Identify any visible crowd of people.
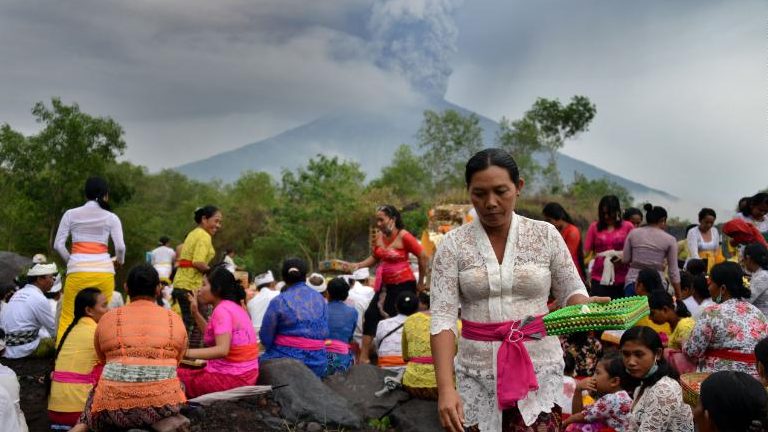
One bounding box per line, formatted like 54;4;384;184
0;150;767;432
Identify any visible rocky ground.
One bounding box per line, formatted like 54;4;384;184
3;357;434;432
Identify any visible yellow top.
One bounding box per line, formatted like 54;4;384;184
402;312;460;388
48;317;99;413
173;227;215;291
635;316;672;338
670;317;696;349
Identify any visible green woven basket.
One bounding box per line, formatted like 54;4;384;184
543;296;649;335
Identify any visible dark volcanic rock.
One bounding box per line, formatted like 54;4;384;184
324;364;409;419
390;398;441;432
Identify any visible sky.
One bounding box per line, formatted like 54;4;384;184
0;0;765;217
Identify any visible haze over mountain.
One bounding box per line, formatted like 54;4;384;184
176;98;689;215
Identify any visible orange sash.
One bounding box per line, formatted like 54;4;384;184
225;343;259;363
378;355;406;367
72;242;108;254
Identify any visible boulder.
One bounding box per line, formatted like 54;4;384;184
390;398;442;432
0;252;31;288
324;364;409;419
258;358;362;429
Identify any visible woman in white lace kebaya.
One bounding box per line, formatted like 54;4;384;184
430;148;605;432
620;326;694;431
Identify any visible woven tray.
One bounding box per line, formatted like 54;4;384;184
680;372;709;407
543;296;649;335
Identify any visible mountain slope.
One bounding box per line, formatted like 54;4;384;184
176;99;675;201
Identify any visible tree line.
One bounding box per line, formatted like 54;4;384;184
1;97;636;280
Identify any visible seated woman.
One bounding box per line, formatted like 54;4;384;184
401;291;459;400
684;261;768;378
375;291;418;371
72;264;188;432
620;326;693;431
325;277;358;376
179;266;259;398
260;258;329;377
649;290;696;374
48;288;108;427
632;269;673;338
695;371;768;431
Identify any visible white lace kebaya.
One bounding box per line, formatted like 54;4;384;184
430;214;588;430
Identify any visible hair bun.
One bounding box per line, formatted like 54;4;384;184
643;203;654;212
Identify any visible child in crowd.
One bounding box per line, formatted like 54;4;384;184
632;270;672;339
649;291;696;374
563;355;632;432
558;352;578;418
683;273;714;319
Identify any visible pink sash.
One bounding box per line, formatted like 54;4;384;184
325;339;351;355
461;315;546;410
274;335;326;351
52;364;103;385
408;356;433;364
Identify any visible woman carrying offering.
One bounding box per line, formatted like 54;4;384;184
179;266;259;397
431;148;608;432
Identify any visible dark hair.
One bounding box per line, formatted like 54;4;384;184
600;354;626;380
159;236;170;245
225;246;235;255
85;176;110;211
126;264;160;298
55;287;102;359
395;291;419;316
642;203;668;225
698;208;716;222
620;326;676;387
622;207;643;223
692;274;711;299
543;202;585;277
465;148;520;187
327;277;350;302
685;224;698;235
686;259;707;277
744;193;768;217
648;291;691;318
755;337;768;373
597;195;622;231
542;202;573;224
679;270;693;291
377;204;404;230
700;371;768;432
281;258;308;285
711;261;751;299
418;290;430;309
207;266;245;304
738;196;751;213
637;269;664;294
194;205;219;224
563;351;576;376
745;243;768;270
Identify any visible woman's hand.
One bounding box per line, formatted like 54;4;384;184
437;387;465;432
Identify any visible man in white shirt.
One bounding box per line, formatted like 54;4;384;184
1;264;58;359
345;267;375;346
151;236;176;280
247;270;280;334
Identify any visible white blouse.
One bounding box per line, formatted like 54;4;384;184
629;376;693;432
686;227;720;260
430;214;587;429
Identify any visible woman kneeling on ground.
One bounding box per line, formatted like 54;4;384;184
180;266;259;397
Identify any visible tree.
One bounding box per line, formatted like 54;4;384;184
566;173;633;210
496;117;542;185
527;96;596;193
0;98;126;254
369;144;431;202
418;109;483;191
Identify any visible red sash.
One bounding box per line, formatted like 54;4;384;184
706;349;757;363
72;242;108;254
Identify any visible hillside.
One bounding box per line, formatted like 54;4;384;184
176;99;676;203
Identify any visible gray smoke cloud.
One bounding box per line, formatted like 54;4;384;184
368;0;463;98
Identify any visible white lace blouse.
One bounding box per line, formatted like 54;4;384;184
629;376;693;432
430;214;588;429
